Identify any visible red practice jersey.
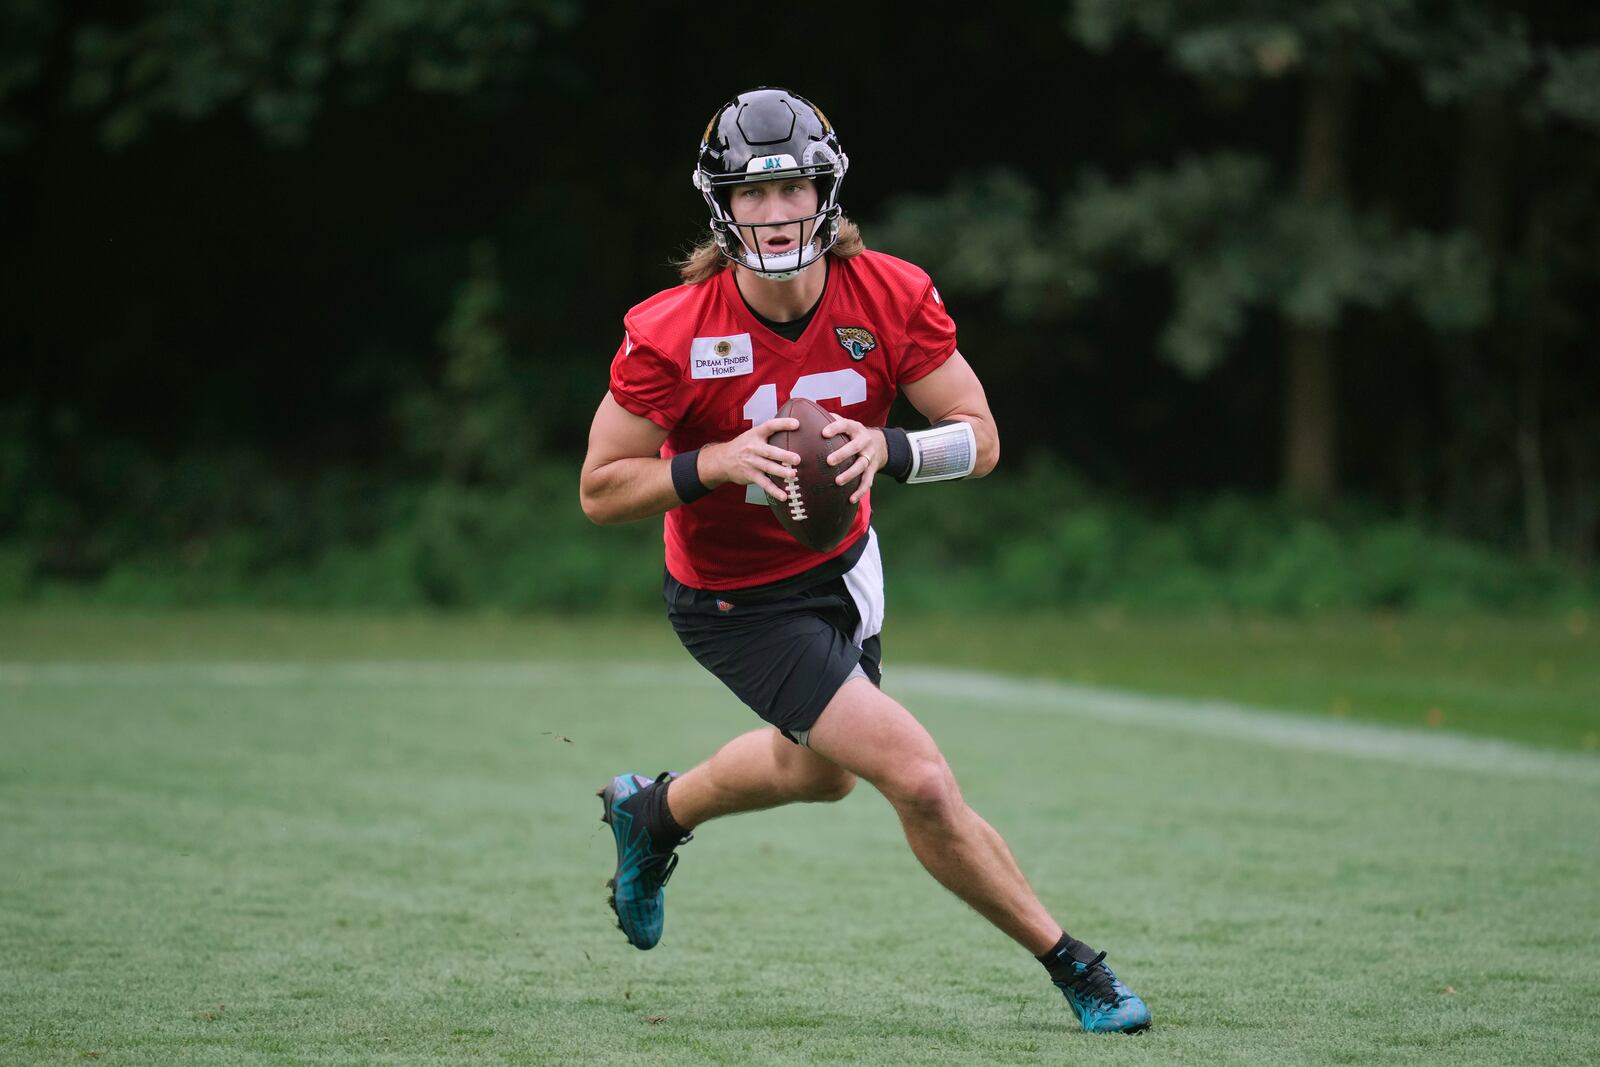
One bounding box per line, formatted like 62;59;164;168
609;250;957;590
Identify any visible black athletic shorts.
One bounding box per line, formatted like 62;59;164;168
663;529;885;744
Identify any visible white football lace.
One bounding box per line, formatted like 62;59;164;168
785;472;807;520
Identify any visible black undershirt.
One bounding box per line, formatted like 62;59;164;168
738;260;828;342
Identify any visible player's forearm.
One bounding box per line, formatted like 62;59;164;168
579;457;682;524
899;353;1000;479
580;448;739;525
947;414;1000;478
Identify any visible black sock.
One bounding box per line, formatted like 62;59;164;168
632;775;689;849
1037;932;1100;976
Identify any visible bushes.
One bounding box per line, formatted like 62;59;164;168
1;457;1592;614
869;461;1594;615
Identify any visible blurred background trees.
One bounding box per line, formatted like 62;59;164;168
2;1;1596;609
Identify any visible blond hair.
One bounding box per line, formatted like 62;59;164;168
676;217;865;285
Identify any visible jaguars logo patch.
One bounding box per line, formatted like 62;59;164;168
835;326;878;362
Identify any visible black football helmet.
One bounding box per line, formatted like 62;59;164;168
692;87;849;280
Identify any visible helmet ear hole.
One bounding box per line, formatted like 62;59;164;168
817;208;841;248
709;219;737;257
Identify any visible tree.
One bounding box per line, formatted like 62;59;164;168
0;0;579;149
880;1;1597;520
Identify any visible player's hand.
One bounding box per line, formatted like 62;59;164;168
821;417;886;505
704;418;801;501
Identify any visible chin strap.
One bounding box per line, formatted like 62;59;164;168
733;241;822;281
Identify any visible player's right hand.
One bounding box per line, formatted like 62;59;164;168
705;418;801;501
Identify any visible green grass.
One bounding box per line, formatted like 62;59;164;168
5;606;1596;748
909;608;1600;752
2;609;1598;1065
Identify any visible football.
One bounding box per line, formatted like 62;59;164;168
768;397;861;552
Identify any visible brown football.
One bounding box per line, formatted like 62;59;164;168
768;397;861;552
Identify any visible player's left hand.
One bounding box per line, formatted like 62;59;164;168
822;417;887;505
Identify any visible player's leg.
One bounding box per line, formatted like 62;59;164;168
651;547;873;830
805;678;1153;1034
804;676;1059;952
602;562;868;951
665;725;855;829
597;729;852;951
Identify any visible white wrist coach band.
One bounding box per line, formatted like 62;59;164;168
906;421;978;483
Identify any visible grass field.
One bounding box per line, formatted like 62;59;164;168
3;609;1598;1065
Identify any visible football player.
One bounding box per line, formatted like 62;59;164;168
579;87;1151;1035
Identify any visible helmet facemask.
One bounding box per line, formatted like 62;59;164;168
694;144;847;281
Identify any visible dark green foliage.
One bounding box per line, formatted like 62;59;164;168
2;457;1589;614
880;156;1494;377
878;0;1600;526
397;240;540;482
871;463;1592;615
2;465;664;612
50;0;580;148
2;2;1597;603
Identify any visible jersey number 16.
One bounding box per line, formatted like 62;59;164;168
739;369;867;505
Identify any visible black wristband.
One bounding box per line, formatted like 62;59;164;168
881;427;913;482
670;449;712;505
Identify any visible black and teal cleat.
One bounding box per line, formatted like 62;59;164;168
597;772;688;950
1052;951;1152;1034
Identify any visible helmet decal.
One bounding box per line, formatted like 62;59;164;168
746;154;800;173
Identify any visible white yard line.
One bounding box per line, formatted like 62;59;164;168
3;659;1596;785
890;665;1600;786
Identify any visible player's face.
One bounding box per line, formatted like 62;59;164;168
727;177;820;260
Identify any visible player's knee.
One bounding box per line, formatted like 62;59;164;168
884;760;958;821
